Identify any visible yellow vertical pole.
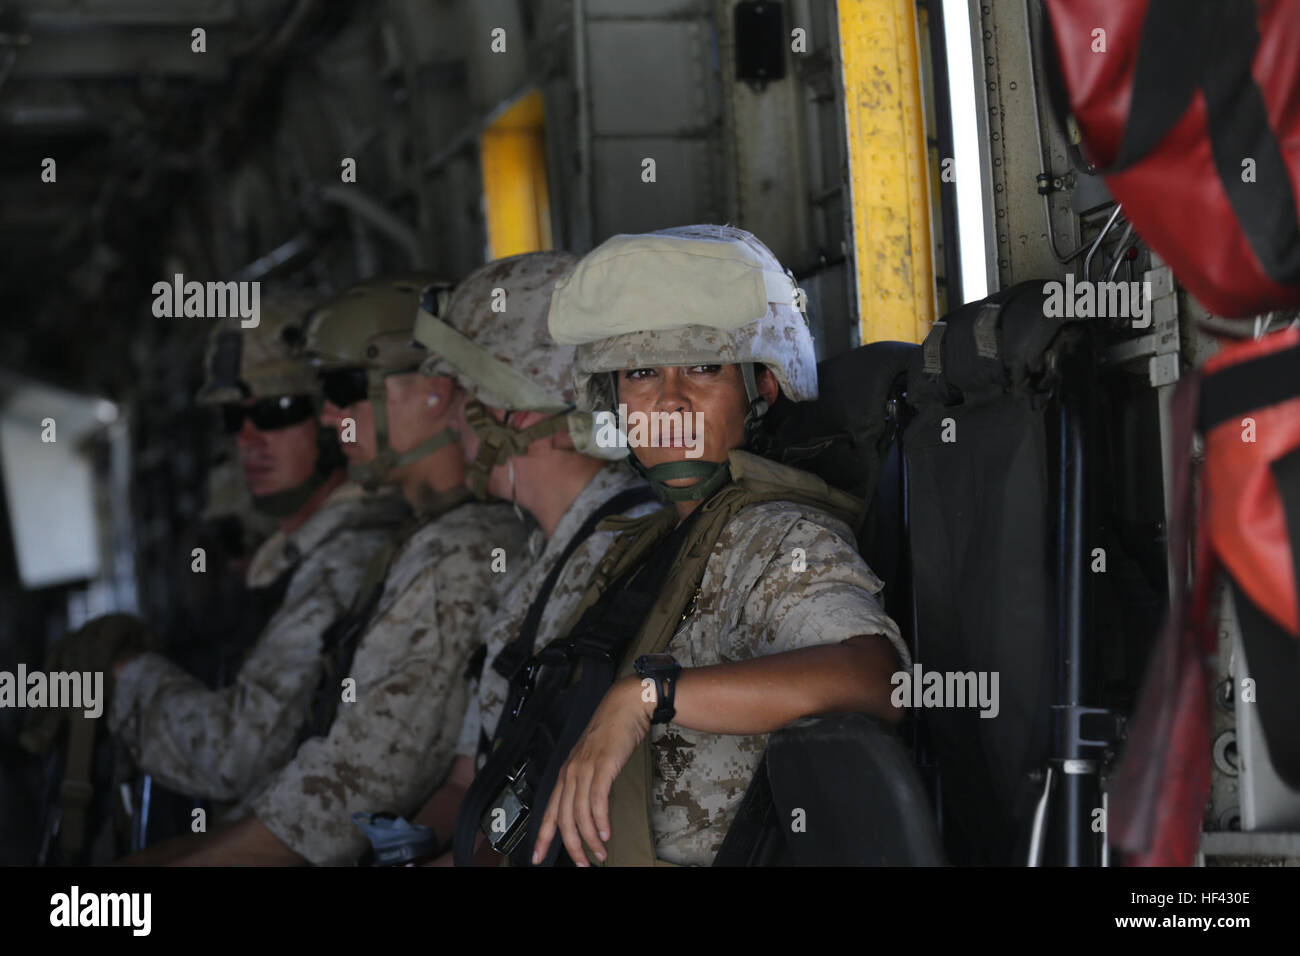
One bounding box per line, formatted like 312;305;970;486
838;0;936;344
480;89;554;258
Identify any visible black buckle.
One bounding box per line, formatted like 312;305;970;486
509;661;539;721
572;633;617;665
480;758;533;855
536;641;576;665
509;642;576;720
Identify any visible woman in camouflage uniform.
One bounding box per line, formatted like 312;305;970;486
532;224;911;867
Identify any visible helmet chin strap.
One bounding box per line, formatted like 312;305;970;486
462;398;572;500
251;474;327;517
636;456;733;503
740;362;769;435
349;367;458;490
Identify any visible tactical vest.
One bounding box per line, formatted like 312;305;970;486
455;450;861;867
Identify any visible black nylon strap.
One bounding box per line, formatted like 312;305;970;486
1110;0;1211;171
520;510;699;867
1203;5;1300;287
1230;579;1300;788
1198;342;1300;433
491;486;658;684
453;660;570;866
1270;446;1300;635
454;507;696;867
1107;1;1300;286
301;573;388;743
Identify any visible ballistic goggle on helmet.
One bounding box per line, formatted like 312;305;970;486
547;224;815;502
414;251;621;500
301;273;455;489
197;288;322;406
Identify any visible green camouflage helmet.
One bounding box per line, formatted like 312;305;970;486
301;274;448;372
196;288;322;404
548;224;816;415
413;251;621;499
301;273;454;489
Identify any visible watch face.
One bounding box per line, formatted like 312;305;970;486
639;654;676;672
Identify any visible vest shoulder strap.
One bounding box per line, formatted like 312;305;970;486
491;485;658;683
728;449;863;527
549;505;679;647
603;456;863;867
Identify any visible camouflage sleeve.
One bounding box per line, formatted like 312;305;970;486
727;515;911;669
249;558;484;866
108;543;370;801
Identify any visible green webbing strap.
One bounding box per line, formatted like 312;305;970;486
353;541;398;615
643;459;733;502
369;366;389;476
463;399;574;499
411;483;473;519
600;452;862;867
413;308;569;413
251;471;328;517
348;367;394;490
348;364;459;489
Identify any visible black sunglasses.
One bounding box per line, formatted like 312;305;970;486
319;367;371;409
221;395;316;434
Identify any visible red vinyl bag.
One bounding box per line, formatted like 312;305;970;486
1043;0;1300;318
1110;327;1300;865
1199;327;1300;786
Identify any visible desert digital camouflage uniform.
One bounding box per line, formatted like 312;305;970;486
411;251;649;768
456;462;661;767
550;225;911;866
247;499;530;865
649;500;909;866
109;482;410;801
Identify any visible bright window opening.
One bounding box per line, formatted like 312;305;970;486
942;0;990;302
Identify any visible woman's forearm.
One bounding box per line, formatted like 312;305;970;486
655;634;904;735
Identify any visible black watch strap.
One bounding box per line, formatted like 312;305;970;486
635;654;682;725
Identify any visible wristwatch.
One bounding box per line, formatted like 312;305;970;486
634;654;682;725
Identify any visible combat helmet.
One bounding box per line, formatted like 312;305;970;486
301;273;455;489
198;287;343;516
196;288;322;404
414;251;619;500
547;224;814;501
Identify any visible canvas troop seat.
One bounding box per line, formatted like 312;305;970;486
717;283;1133;867
903;280;1137;866
714;340;944;866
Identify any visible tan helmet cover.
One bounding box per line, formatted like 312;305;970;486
303;273;447;372
547;225;817;412
196;287;322;404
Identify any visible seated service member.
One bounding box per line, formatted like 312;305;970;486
396;252;658;860
136;275;530;865
49;295;411;810
528;225;910;867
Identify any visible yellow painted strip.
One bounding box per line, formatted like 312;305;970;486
481;89;554;258
839;0;936;343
